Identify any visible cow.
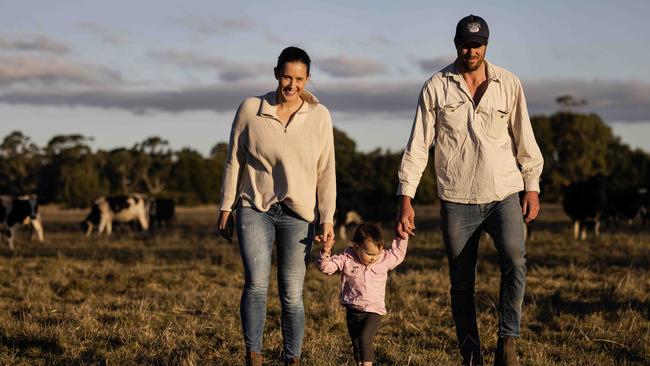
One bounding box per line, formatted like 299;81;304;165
82;194;149;236
149;198;175;230
604;188;647;226
562;175;608;240
336;210;363;241
0;194;44;250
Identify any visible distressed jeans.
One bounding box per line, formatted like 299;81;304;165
236;202;314;361
440;193;527;362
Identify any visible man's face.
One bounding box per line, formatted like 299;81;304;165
456;42;487;72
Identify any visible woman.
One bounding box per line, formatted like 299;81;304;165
217;46;336;366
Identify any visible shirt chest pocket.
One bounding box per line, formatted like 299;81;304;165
438;101;468;134
343;265;364;282
483;108;510;139
369;267;387;281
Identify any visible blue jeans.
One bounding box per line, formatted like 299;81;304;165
236;202;314;361
440;193;526;361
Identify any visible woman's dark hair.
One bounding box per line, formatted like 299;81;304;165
276;46;311;75
352;223;384;250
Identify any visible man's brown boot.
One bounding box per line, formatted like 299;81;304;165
494;336;520;366
285;356;300;365
245;351;263;366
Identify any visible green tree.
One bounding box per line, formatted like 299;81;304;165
104;148;136;194
132;137;173;195
0;131;42;195
550;112;615;185
39;134;106;207
170;148;219;205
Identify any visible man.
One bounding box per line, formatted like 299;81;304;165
395;15;543;366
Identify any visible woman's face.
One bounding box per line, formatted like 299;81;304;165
354;240;383;266
275;61;309;104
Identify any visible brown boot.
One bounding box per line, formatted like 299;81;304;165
285;356;300;365
494;336;520;366
245;351;263;366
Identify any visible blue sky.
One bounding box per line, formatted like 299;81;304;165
1;0;649;154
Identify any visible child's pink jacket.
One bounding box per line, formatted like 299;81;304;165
317;238;408;315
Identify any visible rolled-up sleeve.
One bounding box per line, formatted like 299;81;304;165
510;79;544;192
397;82;436;198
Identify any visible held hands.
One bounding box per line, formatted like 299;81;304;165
315;222;335;254
395;195;416;240
521;191;540;223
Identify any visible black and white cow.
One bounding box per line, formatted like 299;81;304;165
562;175;608;240
82;194;149;236
0;195;44;250
149;198;175;230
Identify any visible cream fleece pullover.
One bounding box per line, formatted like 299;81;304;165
219;91;336;224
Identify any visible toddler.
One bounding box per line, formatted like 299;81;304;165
317;223;408;366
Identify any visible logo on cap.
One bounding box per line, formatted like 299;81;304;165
467;22;481;33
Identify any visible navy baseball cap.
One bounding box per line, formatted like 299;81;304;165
454;14;489;46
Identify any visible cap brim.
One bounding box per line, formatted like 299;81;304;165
455;35;488;46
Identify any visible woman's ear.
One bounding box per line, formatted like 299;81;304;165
273;67;279;80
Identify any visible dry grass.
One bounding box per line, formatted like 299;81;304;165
0;204;648;365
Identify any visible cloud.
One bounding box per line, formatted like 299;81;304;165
1;78;649;123
77;22;123;45
150;50;268;82
316;56;387;78
416;56;455;73
0;83;263;114
178;15;255;34
0;55;121;86
524;79;650;122
0;35;70;54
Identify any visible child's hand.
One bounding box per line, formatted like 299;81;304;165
314;234;335;254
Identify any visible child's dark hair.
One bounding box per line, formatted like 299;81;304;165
352;223;384;250
276;46;311;75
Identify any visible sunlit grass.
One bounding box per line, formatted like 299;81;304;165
0;205;648;365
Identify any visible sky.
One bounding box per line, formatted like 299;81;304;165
1;0;649;155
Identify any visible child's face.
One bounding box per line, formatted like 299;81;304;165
353;240;383;265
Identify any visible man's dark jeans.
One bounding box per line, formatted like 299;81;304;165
440;193;527;362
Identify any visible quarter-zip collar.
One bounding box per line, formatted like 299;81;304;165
259;89;319;119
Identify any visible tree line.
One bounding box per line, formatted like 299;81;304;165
1;111;649;209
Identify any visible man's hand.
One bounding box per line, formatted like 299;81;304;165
395;195;416;239
521;191;540;223
217;210;234;241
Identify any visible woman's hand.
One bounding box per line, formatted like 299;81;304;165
320;222;335;243
217;210;234;241
320;222;335;247
314;232;335;254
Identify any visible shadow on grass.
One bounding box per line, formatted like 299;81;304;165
0;332;64;357
0;243;227;265
535;289;650;322
531;289;650;363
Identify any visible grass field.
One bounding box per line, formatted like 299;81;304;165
0;204;648;365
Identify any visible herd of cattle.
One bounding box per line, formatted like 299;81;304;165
0;194;175;250
1;177;649;249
